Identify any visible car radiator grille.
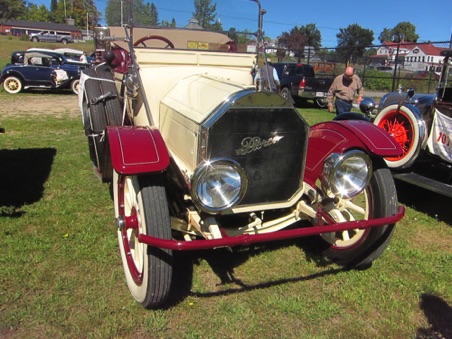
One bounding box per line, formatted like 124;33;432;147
206;106;309;206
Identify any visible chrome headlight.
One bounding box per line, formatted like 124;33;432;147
321;150;372;199
191;159;248;214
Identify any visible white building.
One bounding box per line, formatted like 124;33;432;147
373;41;446;72
404;44;446;72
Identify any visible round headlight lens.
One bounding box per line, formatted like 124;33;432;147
321;151;372;199
191;159;247;213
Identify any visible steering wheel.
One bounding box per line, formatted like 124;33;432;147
133;35;175;48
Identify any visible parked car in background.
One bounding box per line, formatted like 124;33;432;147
273;62;334;108
29;30;74;44
359;49;452;197
0;50;87;94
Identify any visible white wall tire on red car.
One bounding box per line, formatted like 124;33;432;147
3;76;23;94
113;171;173;309
373;104;422;169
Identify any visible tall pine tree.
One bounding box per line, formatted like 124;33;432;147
192;0;222;31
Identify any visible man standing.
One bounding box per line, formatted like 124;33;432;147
327;66;364;115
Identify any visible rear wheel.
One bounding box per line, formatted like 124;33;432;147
3;76;23;94
374;104;421;169
71;79;80;94
280;87;291;100
317;168;397;268
114;171;173;309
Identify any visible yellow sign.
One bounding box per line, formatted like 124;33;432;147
187;41;210;50
187;41;198;49
197;42;209;50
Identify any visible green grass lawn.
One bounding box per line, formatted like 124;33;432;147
0;93;450;338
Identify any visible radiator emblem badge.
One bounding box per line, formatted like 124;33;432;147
236;135;284;155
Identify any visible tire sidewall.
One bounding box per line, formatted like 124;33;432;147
114;172;149;303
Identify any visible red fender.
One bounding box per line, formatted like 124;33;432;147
305;120;403;183
107;126;170;175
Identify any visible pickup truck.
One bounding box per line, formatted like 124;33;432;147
273;62;334;108
29;30;74;44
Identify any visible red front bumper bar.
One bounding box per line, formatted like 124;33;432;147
137;206;405;251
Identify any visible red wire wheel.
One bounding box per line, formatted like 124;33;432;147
374;104;422;169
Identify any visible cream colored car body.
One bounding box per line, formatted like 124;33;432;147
78;24;404;309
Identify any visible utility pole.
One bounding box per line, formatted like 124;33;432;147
121;0;124;26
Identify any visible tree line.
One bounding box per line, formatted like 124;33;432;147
1;0;420;62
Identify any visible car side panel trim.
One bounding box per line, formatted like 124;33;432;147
107;126;170;175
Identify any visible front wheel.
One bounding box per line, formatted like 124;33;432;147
114;171;173;309
317;168;397;268
3;76;23;94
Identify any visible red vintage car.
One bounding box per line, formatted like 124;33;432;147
77;3;404;309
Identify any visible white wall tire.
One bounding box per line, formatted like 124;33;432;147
374;104;422;169
3;76;23;94
114;171;173;309
71;79;80;95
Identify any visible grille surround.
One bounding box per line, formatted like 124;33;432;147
201;92;310;207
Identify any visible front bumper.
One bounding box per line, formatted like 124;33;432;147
137;206;405;250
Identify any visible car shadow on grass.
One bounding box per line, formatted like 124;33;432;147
395;179;452;225
0;148;56;217
166;239;345;304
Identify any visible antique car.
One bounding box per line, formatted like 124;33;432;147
359;50;452;197
0;50;86;94
77;7;405;309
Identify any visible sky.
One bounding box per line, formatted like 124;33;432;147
30;0;452;47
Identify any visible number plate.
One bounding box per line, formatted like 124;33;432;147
316;92;326;97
